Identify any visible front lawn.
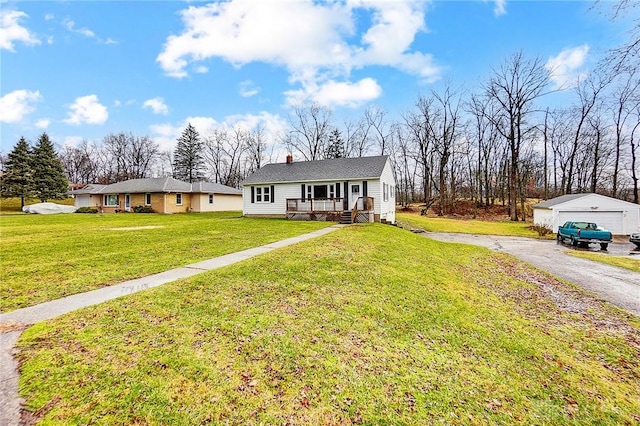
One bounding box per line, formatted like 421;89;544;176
397;212;550;238
0;212;331;312
17;225;640;424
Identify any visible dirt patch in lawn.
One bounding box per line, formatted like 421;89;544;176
106;226;164;231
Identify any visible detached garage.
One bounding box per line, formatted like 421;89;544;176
533;193;640;235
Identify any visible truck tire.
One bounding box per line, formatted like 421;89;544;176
600;243;608;250
570;236;578;246
556;233;562;244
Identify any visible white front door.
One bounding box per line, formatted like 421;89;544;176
124;194;131;211
350;183;361;209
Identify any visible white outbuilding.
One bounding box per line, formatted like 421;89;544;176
533;193;640;235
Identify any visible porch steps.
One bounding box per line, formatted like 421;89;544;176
339;211;352;224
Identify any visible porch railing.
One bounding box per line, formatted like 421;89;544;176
286;198;344;213
352;196;374;223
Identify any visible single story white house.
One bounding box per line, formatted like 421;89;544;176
70;177;242;213
533;193;640;235
242;155;396;224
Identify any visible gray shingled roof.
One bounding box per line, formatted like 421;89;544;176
71;177;241;195
533;193;593;209
70;184;108;195
192;181;242;195
242;155;389;185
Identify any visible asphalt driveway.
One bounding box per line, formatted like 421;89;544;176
423;232;640;317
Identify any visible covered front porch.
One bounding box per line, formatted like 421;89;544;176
286;196;374;223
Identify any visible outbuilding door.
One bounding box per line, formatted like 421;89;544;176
557;211;624;234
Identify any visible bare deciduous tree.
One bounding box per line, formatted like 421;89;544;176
484;52;550;220
285;103;333;161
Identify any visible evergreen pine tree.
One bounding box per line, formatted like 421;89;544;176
1;137;34;208
325;129;345;159
173;123;205;182
32;133;69;202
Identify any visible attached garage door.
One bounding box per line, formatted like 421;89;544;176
557;211;624;234
75;195;91;207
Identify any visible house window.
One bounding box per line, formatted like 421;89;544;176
352;185;360;193
104;194;118;207
256;186;270;203
307;185;312;200
383;183;388;202
145;193;151;205
329;184;335;199
208;194;214;204
176;193;183;205
313;185;328;199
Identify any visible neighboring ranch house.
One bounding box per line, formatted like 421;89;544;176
242;155;396;224
533;193;640;235
71;177;242;213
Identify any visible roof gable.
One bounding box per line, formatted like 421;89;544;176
242;155;389;185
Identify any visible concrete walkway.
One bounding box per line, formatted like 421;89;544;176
0;224;342;426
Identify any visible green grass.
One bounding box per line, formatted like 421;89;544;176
17;225;640;424
0;212;331;312
397;212;553;238
567;251;640;272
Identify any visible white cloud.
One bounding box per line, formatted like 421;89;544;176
45;14;55;21
62;18;95;38
143;97;169;115
148;123;182;152
149;117;218;151
61;17;114;44
545;45;589;90
0;9;41;51
156;0;440;106
35;118;50;129
194;65;209;74
239;80;260;98
64;95;108;125
492;0;507;16
0;89;41;123
224;111;286;137
63;136;84;147
285;77;382;107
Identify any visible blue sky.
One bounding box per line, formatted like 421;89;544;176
0;0;633;158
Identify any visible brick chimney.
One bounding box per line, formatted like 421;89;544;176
286;154;293;164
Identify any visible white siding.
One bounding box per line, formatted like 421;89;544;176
244;183;303;216
379;160;396;223
533;209;553;230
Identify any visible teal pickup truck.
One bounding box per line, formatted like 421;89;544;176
557;221;613;250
